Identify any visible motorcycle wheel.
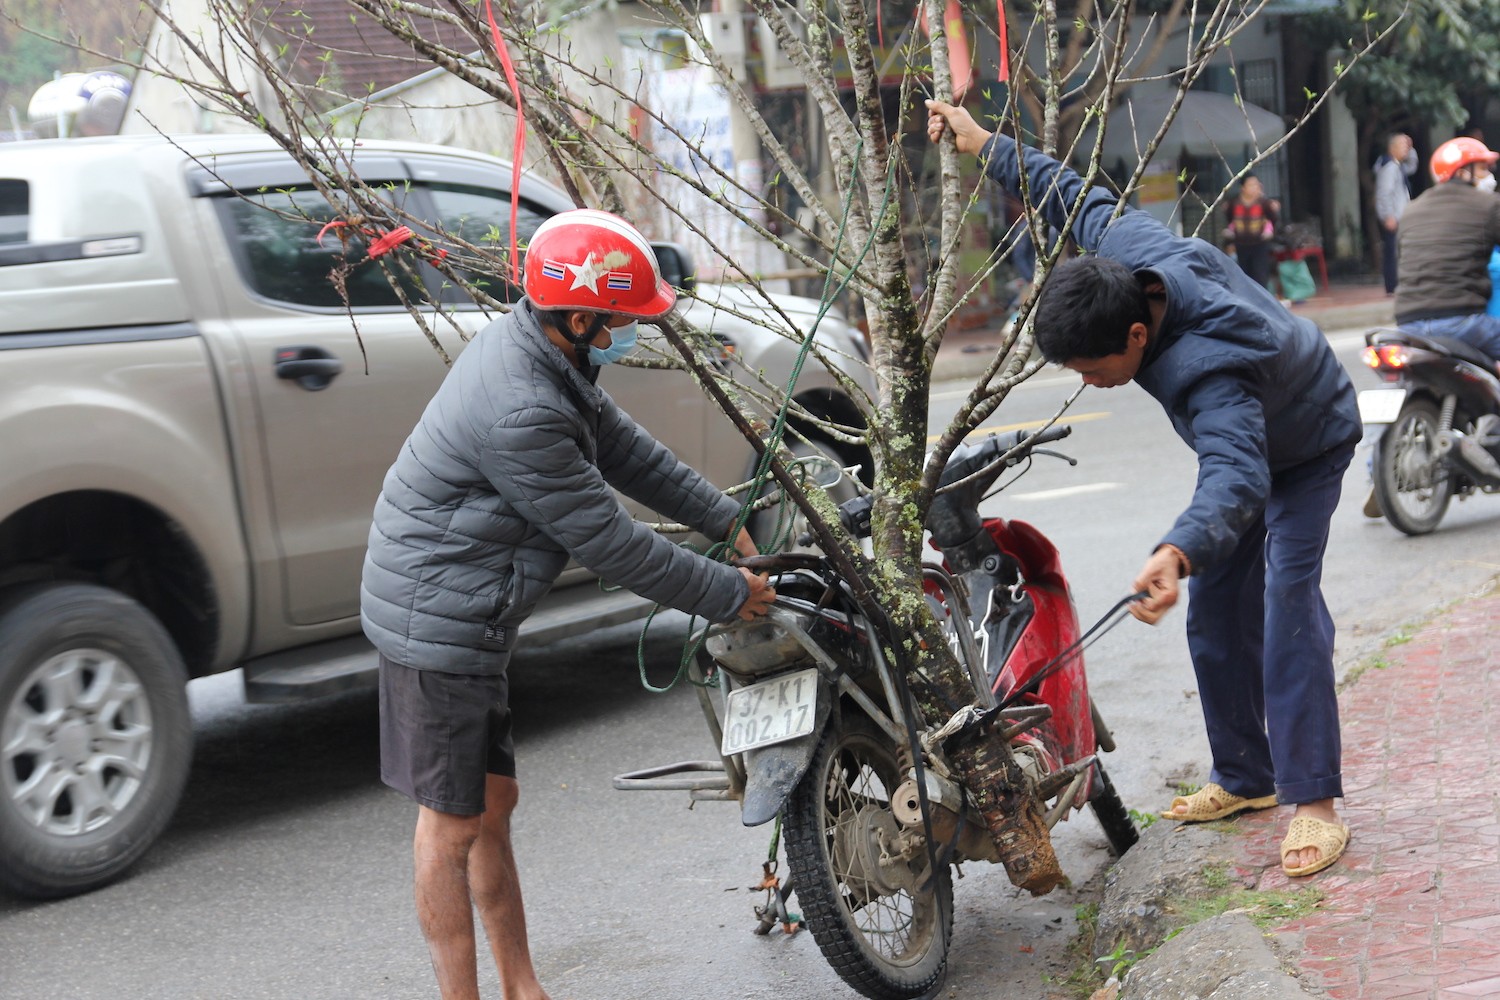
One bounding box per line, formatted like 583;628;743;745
1088;760;1138;856
783;715;953;1000
1373;399;1453;536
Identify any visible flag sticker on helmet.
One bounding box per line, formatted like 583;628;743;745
541;259;567;281
606;272;633;290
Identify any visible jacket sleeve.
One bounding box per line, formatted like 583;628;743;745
594;396;743;543
1157;372;1272;573
978;135;1121;251
1374;162;1399;221
478;404;749;623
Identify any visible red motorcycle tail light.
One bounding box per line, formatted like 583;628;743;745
1363;344;1408;370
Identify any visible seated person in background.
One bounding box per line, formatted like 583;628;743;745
1223;174;1279;289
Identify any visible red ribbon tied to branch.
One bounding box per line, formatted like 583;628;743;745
919;0;973;98
485;0;526;286
315;220;448;262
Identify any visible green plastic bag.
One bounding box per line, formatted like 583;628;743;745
1277;258;1316;303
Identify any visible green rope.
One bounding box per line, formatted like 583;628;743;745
634;139;899;694
729;138;893;548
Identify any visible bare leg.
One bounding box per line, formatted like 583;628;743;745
414;806;485;1000
471;775;550;1000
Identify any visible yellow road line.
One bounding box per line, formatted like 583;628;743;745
926;411;1111;444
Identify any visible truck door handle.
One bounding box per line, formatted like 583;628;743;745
274;346;344;391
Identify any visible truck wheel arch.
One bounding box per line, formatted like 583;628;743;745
0;490;220;679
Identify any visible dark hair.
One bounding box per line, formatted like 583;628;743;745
532;305;571;331
1034;256;1149;362
533;305;606;335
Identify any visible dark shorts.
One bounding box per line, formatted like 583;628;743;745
378;654;515;815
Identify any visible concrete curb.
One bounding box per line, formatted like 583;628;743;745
1117;913;1316;999
1091;823;1323;999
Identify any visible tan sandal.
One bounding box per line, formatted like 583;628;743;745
1161;782;1278;822
1280;816;1350;877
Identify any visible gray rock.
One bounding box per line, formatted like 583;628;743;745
1118;913;1318;999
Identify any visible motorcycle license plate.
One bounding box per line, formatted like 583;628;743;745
1358;388;1407;425
721;669;819;756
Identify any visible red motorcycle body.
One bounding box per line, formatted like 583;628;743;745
927;516;1098;795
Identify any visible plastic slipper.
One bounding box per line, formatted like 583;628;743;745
1281;816;1350;877
1160;782;1278;822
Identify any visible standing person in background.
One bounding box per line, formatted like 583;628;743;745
1374;132;1418;295
1224;175;1279;288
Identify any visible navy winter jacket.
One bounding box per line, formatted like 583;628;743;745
980;137;1361;572
361;302;748;675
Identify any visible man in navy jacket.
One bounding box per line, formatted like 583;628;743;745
927;101;1361;877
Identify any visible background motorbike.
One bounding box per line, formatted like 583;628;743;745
1361;328;1500;534
616;425;1136;1000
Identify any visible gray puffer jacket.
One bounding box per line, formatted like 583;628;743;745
361;302;749;675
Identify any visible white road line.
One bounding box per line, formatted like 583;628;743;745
1010;482;1121;502
931;371;1081;399
934;330;1375;398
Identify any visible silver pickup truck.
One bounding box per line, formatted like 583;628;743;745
0;133;872;897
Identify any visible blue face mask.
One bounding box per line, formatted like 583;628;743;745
588;321;638;366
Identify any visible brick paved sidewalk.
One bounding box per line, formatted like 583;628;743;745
1227;593;1500;999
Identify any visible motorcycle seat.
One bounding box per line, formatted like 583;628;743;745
1382;328;1498;371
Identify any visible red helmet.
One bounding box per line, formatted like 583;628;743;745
1430;137;1499;183
522;209;676;318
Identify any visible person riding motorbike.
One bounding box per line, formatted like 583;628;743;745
1389;137;1500;481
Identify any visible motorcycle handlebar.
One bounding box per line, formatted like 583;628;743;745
827;424;1075;541
941;424;1073;490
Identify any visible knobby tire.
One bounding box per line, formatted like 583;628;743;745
782;714;953;1000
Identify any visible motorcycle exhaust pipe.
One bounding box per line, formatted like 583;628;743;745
892;771;1002;864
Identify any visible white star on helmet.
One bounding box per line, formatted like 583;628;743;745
565;254;606;294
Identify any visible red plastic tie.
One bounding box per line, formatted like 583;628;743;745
366;225;414;258
485;0;526;285
316;219;350;245
997;0;1009;82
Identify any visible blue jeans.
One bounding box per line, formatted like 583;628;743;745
1185;443;1354;805
1400;314;1500;363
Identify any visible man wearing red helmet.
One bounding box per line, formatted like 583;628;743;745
1394;137;1500;368
361;209;776;1000
1392;137;1500;481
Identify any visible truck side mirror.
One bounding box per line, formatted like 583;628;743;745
651;242;697;294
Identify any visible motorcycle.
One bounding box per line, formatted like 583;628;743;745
615;425;1137;1000
1360;328;1500;535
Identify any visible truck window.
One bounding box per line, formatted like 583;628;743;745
0;180;27;244
425;183;551;304
218;187;425;309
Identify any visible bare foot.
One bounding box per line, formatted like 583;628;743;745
1284;799;1340;871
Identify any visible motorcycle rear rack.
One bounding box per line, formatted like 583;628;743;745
612;760;738;802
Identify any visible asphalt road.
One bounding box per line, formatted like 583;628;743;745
3;327;1498;1000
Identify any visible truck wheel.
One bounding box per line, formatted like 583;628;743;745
0;583;192;899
